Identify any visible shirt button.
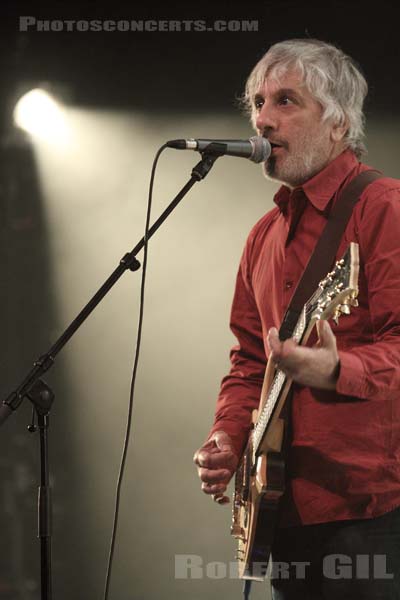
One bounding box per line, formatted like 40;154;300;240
285;280;294;289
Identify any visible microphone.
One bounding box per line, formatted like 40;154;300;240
166;136;271;164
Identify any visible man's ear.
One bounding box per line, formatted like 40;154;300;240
330;119;349;143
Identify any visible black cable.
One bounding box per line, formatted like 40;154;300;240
243;579;252;600
103;143;169;600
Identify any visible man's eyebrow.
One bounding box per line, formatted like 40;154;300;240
275;87;301;98
254;87;302;102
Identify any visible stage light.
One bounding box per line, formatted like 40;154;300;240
13;88;69;144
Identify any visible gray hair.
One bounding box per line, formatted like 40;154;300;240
242;39;368;157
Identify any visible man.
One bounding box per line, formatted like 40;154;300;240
193;39;400;599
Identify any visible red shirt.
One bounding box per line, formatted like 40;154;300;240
209;149;400;525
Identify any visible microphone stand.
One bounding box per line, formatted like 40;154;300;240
0;150;221;600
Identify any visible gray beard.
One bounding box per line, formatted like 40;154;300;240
263;149;327;188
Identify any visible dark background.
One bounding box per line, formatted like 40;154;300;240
0;0;399;121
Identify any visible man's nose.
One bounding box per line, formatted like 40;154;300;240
255;104;277;134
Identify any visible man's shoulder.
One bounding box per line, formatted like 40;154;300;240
364;175;400;194
350;171;400;241
356;160;400;194
356;171;400;214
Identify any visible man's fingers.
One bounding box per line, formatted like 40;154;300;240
193;445;216;467
195;449;237;470
212;494;230;505
193;449;210;467
267;327;300;370
197;467;232;484
194;432;237;467
317;319;336;349
194;432;238;503
193;438;219;464
201;481;228;495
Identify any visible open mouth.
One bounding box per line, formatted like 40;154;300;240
270;141;283;152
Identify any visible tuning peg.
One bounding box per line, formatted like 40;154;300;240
350;298;359;307
340;304;351;315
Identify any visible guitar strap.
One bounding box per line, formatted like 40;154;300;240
279;169;384;341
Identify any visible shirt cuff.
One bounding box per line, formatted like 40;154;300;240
336;349;366;399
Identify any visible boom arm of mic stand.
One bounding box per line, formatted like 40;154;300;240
1;150;220;423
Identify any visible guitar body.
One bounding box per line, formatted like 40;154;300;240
232;433;285;579
231;388;288;579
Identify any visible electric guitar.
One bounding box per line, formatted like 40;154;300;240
231;242;360;580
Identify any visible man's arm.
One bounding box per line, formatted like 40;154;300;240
194;246;267;501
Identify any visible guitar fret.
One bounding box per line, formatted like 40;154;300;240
253;370;286;452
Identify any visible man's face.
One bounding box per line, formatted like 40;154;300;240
253;69;343;187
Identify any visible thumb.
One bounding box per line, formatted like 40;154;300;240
317;319;336;348
266;327;280;353
211;431;234;452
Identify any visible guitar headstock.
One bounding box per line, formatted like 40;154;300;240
307;242;360;325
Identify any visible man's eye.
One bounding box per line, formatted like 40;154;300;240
279;96;293;106
254;98;264;111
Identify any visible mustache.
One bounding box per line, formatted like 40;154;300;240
259;130;289;150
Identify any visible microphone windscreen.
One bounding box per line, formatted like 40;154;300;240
249;136;271;163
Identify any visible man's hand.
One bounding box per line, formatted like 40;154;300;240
267;319;340;389
193;431;239;505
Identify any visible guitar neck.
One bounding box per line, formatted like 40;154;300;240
253;307;308;456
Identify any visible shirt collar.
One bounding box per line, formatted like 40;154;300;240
273;150;359;213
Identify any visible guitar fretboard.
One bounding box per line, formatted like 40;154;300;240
253;308;307;457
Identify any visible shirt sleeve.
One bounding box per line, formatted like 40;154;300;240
336;183;400;402
207;241;267;458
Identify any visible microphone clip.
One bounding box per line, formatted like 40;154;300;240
191;152;221;181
